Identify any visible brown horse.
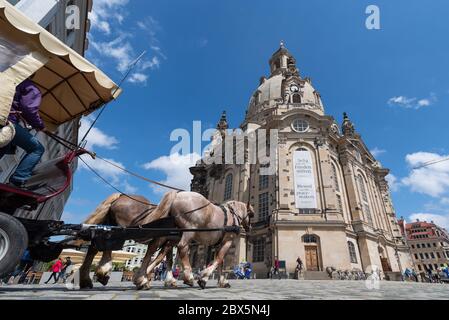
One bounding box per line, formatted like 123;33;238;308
133;191;254;290
77;191;177;289
78;191;253;290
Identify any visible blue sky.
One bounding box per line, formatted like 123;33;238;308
63;0;449;229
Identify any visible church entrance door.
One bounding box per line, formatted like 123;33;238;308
305;246;319;271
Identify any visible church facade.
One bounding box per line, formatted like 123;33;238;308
189;43;412;278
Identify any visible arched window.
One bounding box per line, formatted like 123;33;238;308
224;174;233;201
331;163;340;192
357;174;373;225
348;241;357;263
302;234;318;243
292;94;301;103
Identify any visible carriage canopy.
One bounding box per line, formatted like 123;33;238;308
0;0;122;130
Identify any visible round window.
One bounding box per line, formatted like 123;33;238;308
292;119;309;133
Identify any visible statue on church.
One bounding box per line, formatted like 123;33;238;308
342;112;355;136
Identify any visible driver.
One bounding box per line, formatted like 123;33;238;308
0;78;48;188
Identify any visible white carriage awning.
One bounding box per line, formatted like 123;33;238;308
0;0;122;128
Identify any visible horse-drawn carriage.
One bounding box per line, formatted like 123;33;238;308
0;1;252;290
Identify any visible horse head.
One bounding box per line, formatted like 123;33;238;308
228;201;254;232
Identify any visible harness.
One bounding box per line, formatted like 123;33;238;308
213;204;241;247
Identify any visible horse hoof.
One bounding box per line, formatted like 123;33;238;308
197;279;207;290
97;275;110;286
136;282;151;291
79;279;93;290
183;279;194;287
224;283;231;288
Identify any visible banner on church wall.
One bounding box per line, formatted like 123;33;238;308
293;150;318;209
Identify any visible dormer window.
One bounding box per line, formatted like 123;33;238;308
292;94;301;103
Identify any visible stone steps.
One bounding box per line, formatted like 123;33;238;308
303;271;331;280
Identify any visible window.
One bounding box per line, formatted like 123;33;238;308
252;238;265;262
292;94;301;103
357;174;373;225
259;173;269;190
336;194;343;214
420;253;424;259
303;235;318;243
331;163;340;192
224;174;233;201
411;245;415;249
414;254;418;259
433;243;437;247
292;119;309;133
348;241;357;263
418;265;422;271
425;253;429;259
427;243;431;248
436;252;441;259
258;192;269;220
430;252;435;259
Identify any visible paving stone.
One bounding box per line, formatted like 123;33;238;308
1;280;449;300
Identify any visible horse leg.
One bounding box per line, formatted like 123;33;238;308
217;262;230;288
95;251;112;286
178;238;195;287
79;245;98;289
133;239;158;290
164;246;177;288
145;242;172;284
133;239;164;290
198;240;232;289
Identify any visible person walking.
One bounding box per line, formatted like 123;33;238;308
295;257;303;279
160;259;167;281
57;257;72;284
45;258;63;284
274;257;281;280
0;78;49;188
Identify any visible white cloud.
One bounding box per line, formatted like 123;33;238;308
370;147;386;157
90;0;129;35
386;173;400;192
143;153;201;194
128;73;148;84
78;117;137;193
79;117;119;150
409;213;449;230
90;35;134;73
401;152;449;197
387;93;437;109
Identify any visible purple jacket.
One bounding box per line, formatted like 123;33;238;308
8;79;44;130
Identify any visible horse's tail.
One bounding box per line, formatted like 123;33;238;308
84;193;122;224
143;191;178;224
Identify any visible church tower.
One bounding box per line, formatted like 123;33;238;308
190;43;412;278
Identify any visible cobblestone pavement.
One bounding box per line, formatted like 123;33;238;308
0;280;448;300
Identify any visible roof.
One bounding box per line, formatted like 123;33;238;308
0;0;121;128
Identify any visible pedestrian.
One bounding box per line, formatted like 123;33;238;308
274;257;281;280
173;265;180;279
154;265;160;281
45;258;63;284
2;250;34;285
295;257;303;279
57;257;72;283
0;77;49;188
160;259;167;281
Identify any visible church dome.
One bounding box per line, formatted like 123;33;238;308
246;43;324;119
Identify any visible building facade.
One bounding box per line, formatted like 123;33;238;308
190;43;412;278
399;219;449;273
1;0;92;220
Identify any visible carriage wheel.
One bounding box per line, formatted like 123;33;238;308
0;213;28;278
